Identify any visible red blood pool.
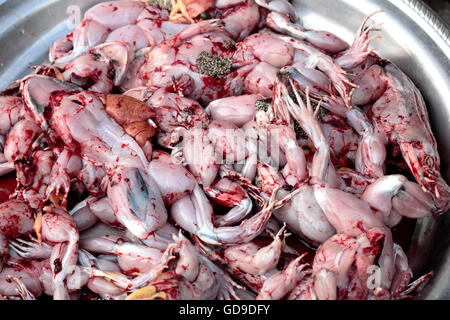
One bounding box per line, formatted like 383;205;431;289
0;172;17;203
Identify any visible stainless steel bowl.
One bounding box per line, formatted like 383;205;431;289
0;0;449;299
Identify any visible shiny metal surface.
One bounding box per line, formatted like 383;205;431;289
0;0;449;299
